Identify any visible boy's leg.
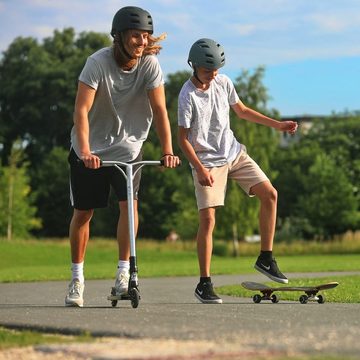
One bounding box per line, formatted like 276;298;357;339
250;181;288;284
249;181;277;252
194;207;222;304
197;207;216;277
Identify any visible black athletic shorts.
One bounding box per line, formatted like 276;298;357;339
68;148;142;210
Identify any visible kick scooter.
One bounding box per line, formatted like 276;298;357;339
103;159;163;308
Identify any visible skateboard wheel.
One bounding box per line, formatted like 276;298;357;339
299;295;308;304
271;294;280;303
129;288;140;308
111;300;118;307
253;294;262;303
317;294;325;304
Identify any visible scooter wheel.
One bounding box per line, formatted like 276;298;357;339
129;288;140;308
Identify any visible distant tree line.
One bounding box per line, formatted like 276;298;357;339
0;28;359;241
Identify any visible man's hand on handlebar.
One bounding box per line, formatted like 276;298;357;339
160;154;181;168
81;153;101;169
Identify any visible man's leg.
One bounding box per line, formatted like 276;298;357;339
66;208;93;307
117;200;138;261
114;200;138;295
69;208;94;263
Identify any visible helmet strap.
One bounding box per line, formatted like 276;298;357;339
191;65;203;85
113;32;138;69
193;71;204;85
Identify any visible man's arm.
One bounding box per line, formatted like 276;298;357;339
148;85;180;168
73;81;101;168
231;101;298;134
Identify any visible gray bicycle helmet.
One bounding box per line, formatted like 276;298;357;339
188;38;225;69
111;6;153;37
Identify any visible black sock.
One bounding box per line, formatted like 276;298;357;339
259;251;272;263
200;277;211;284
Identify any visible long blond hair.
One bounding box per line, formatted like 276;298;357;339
113;31;166;68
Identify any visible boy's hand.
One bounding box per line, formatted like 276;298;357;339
279;121;298;135
196;167;214;187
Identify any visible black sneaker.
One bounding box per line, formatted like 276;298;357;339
254;257;288;284
194;282;223;304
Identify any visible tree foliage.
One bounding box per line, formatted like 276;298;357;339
273;116;360;240
0;141;41;238
0;30;358;241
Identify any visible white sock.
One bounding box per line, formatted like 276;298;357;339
71;262;84;283
117;260;130;275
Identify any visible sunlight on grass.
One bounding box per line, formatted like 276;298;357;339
0;326;92;350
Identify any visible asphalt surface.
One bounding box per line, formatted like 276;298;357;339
1;271;360;359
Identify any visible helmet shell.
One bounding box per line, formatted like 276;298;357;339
188;38;225;69
111;6;153;36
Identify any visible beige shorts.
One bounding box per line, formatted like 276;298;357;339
192;147;269;210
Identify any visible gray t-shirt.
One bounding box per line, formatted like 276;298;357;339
178;74;242;167
71;47;164;162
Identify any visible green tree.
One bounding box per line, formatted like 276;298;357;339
0;28;111;167
273;115;360;240
297;153;357;239
0;29;111;237
32;147;72;237
0;142;41;239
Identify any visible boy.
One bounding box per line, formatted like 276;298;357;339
178;38;297;304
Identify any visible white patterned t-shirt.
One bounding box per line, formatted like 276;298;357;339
178;74;241;167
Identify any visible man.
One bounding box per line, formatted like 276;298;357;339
66;6;180;307
178;38;298;304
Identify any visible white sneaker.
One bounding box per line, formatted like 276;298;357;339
65;279;84;307
115;269;129;296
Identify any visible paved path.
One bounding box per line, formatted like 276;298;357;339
0;272;359;359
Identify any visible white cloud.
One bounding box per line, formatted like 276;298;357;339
307;12;360;33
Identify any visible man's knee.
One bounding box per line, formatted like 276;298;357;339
72;209;94;225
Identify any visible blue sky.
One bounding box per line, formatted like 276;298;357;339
0;0;359;116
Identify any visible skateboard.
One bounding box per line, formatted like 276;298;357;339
241;281;339;304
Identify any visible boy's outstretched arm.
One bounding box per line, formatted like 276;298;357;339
231;101;298;134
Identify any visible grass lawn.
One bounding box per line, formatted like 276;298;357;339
0;237;359;354
0;327;92;350
0;238;359;282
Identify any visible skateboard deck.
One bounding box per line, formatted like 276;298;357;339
241;281;339;304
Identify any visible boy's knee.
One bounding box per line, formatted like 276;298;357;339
199;210;216;229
